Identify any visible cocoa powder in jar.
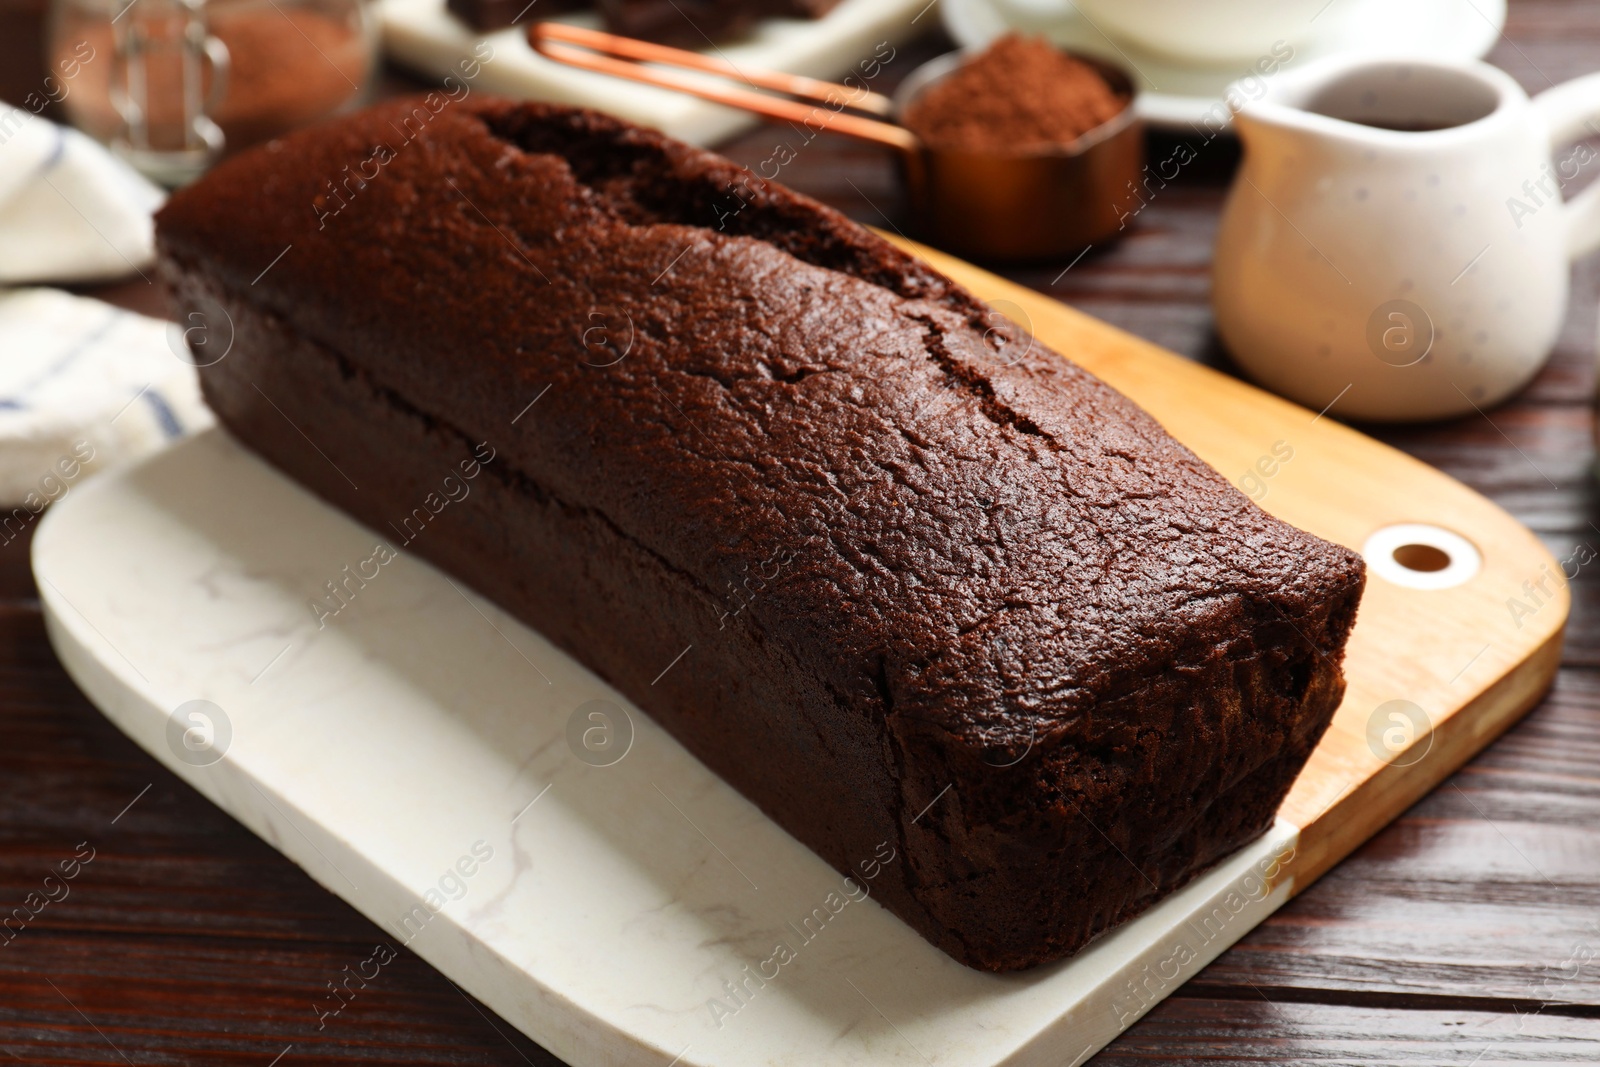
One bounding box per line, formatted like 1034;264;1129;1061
59;0;371;154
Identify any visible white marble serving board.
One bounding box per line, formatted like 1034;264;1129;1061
380;0;934;146
36;428;1301;1067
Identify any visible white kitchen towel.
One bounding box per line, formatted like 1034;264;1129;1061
0;287;212;509
0;108;165;285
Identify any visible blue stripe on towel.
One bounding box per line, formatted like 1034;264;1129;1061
141;388;183;439
32;124;66;180
1;305;125;406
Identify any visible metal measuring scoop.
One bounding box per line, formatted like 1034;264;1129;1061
529;22;1142;262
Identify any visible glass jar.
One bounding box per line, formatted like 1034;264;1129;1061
49;0;378;185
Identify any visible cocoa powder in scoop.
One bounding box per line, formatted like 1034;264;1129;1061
903;34;1128;153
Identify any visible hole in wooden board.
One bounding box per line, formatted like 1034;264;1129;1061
1361;523;1481;590
1392;542;1451;573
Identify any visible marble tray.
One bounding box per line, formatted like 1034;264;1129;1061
379;0;934;146
37;427;1302;1067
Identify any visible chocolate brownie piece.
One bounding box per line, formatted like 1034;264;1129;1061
447;0;585;34
598;0;842;47
155;98;1364;971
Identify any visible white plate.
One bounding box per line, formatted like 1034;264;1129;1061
36;426;1303;1067
380;0;932;145
940;0;1507;128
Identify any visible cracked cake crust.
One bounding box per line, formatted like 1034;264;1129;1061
155;98;1364;971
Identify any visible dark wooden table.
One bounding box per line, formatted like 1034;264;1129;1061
3;1;1600;1063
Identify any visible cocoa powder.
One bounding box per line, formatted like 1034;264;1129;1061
903;34;1128;154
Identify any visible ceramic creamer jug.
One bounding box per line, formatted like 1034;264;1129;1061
1213;54;1600;421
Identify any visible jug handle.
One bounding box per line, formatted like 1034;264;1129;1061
1533;72;1600;261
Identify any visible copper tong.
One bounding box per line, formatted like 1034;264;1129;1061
530;22;916;151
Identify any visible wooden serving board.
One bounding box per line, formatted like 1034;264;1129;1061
34;242;1564;1067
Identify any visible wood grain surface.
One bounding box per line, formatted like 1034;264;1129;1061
2;1;1599;1064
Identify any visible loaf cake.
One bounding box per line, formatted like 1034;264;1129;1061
155;98;1364;972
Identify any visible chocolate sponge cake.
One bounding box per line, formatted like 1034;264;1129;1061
155;98;1364;972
